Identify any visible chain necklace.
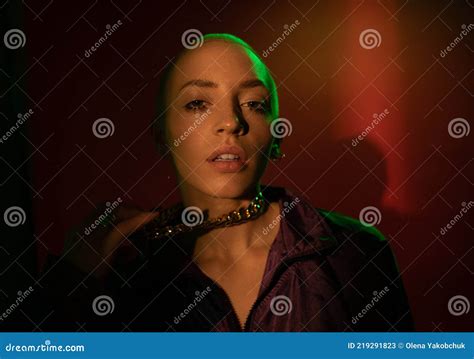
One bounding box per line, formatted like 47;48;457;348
131;191;268;241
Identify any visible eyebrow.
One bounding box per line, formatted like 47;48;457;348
179;79;218;92
238;79;267;90
178;78;268;92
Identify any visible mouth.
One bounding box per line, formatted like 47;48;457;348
206;145;248;173
207;145;247;162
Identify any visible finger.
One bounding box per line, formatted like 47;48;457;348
113;205;146;222
118;211;161;233
103;211;160;252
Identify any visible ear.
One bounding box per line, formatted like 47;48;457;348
270;140;282;159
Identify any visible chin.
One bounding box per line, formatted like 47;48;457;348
200;177;259;200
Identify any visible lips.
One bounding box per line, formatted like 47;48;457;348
207;145;247;163
206;145;248;173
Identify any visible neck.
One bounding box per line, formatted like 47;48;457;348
178;183;281;261
180;184;262;218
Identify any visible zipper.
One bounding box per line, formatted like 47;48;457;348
197;262;284;331
193;248;333;331
243;250;331;331
208;278;245;331
242;258;291;331
208;272;266;331
190;261;246;331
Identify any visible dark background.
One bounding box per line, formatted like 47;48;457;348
1;0;473;331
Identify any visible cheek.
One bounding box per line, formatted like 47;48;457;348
165;110;187;141
248;120;274;154
166;115;208;171
166;110;199;146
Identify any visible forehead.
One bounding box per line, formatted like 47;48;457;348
168;40;270;92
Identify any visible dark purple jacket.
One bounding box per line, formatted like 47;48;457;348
13;186;413;332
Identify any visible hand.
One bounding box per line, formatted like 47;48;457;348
62;203;160;280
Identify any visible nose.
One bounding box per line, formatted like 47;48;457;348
217;117;244;136
214;105;248;137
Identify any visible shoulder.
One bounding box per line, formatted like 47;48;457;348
315;208;414;331
268;185;385;248
315;207;402;284
314;207;400;275
317;207;385;244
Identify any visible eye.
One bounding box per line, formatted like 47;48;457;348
241;100;270;114
185;100;207;111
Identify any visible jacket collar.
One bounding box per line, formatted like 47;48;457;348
249;186;338;297
177;186;338;282
262;186;338;260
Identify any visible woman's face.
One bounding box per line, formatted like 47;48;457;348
163;40;276;200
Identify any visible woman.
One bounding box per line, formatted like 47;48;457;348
32;34;413;332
